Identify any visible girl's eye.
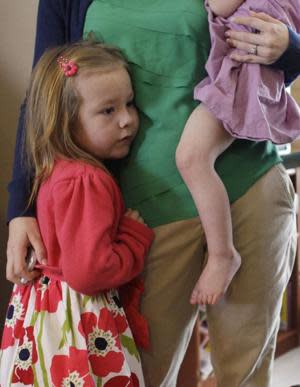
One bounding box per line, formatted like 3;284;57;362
127;99;135;108
101;107;115;115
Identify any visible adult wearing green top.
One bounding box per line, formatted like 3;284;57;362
6;1;299;386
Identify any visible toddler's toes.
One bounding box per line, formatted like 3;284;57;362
198;292;207;305
190;290;198;304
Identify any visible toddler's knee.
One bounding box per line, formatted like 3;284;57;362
176;144;194;173
175;144;210;175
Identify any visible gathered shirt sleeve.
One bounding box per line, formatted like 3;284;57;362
37;162;154;295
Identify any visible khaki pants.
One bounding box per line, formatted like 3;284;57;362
140;164;297;387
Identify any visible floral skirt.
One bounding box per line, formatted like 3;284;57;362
0;275;145;386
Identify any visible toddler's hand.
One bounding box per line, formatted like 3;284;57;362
124;209;145;224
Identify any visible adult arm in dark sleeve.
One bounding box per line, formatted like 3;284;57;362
5;0;92;284
6;0;73;284
274;27;300;84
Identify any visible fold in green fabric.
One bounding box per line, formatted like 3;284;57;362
84;0;280;227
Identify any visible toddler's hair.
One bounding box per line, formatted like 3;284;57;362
25;40;129;204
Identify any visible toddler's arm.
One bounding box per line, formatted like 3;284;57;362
208;0;244;18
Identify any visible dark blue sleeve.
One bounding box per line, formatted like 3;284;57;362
33;0;68;67
272;27;300;85
7;0;68;222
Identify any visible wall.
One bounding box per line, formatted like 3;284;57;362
0;1;38;329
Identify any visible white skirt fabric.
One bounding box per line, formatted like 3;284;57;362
0;275;145;386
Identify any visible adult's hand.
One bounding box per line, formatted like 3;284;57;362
6;217;46;284
225;11;289;64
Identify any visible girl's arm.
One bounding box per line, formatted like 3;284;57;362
208;0;244;18
51;170;154;296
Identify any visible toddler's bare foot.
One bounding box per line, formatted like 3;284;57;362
190;250;241;305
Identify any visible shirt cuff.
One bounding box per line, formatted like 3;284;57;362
272;27;300;85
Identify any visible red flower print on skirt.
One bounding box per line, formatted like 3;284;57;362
104;373;140;387
1;285;31;350
106;290;128;334
79;308;125;377
34;276;62;313
50;347;94;386
11;326;37;385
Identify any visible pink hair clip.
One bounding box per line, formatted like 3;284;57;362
57;56;78;77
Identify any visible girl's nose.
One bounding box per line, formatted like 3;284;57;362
119;108;135;128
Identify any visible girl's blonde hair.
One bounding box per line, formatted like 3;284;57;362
25;40;129;204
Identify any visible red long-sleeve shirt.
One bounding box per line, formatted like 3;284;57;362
36;159;154;296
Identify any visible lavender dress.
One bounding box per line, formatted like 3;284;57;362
194;0;300;144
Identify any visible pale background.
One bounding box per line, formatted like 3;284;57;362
0;1;38;329
0;2;300;332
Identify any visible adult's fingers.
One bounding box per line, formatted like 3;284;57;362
226;11;289;64
225;29;265;46
6;246;40;284
229;51;269;65
28;231;47;265
6;254;19;284
230;13;277;33
248;11;283;25
6;217;45;284
227;38;275;64
6;235;28;283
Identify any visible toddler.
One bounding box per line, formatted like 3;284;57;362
176;0;300;305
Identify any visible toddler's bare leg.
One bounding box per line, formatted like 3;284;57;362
176;104;241;305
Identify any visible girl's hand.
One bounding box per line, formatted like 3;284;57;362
124;209;145;224
225;11;289;64
6;217;46;284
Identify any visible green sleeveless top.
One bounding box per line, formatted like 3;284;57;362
84;0;281;227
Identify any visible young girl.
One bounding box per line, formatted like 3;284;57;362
176;0;300;306
0;41;154;386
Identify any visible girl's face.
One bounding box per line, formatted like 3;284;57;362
75;67;139;160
